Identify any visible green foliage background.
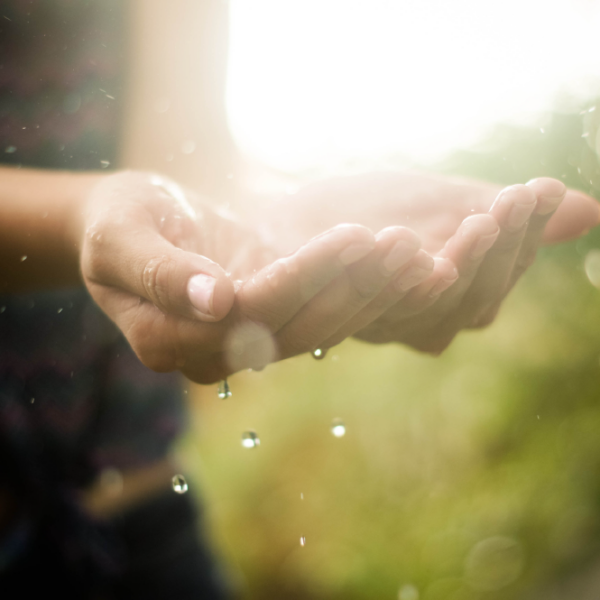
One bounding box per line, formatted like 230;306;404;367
181;105;600;600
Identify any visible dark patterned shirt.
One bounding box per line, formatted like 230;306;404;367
0;0;186;578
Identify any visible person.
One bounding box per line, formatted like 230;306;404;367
1;1;599;599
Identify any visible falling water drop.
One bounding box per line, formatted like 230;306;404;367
20;255;27;262
300;536;306;547
241;431;260;449
100;160;110;168
5;146;16;153
331;418;346;438
312;348;326;360
217;379;232;399
172;474;188;494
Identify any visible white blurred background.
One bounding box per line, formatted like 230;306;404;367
227;0;600;172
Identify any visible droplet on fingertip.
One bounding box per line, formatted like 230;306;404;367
217;379;232;399
312;348;326;360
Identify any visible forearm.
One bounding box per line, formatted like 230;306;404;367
0;167;103;293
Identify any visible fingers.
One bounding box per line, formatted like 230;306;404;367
502;178;566;293
82;216;235;322
542;187;600;244
138;224;377;378
432;213;500;316
453;184;537;325
318;233;436;347
238;223;376;330
271;227;427;358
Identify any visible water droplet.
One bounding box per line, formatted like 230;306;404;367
398;584;419;600
591;106;597;112
100;160;110;168
584;250;600;287
181;140;196;155
217;379;231;399
331;418;346;438
540;128;545;134
300;492;304;500
312;348;326;360
30;398;35;404
172;474;188;494
105;93;115;100
299;536;306;547
5;146;16;153
0;306;5;313
241;430;260;448
20;255;27;262
57;308;63;314
582;132;590;138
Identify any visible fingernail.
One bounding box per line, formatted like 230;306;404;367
428;270;459;297
380;239;420;275
470;231;499;259
535;194;564;215
506;200;536;230
187;274;216;316
339;242;375;265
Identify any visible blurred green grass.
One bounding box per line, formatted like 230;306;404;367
179;104;600;600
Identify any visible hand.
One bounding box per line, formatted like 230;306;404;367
259;172;599;353
79;172;437;382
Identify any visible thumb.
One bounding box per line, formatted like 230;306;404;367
83;225;235;322
543;189;600;244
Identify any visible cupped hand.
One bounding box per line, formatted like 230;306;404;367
78;172;437;382
259;171;600;353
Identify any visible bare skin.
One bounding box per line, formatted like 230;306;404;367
2;167;596;382
259;171;600;352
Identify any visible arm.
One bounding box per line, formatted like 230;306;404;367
0;167;101;292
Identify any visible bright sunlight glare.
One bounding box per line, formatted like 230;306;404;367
227;0;600;172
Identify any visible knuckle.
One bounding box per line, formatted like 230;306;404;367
142;255;172;310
